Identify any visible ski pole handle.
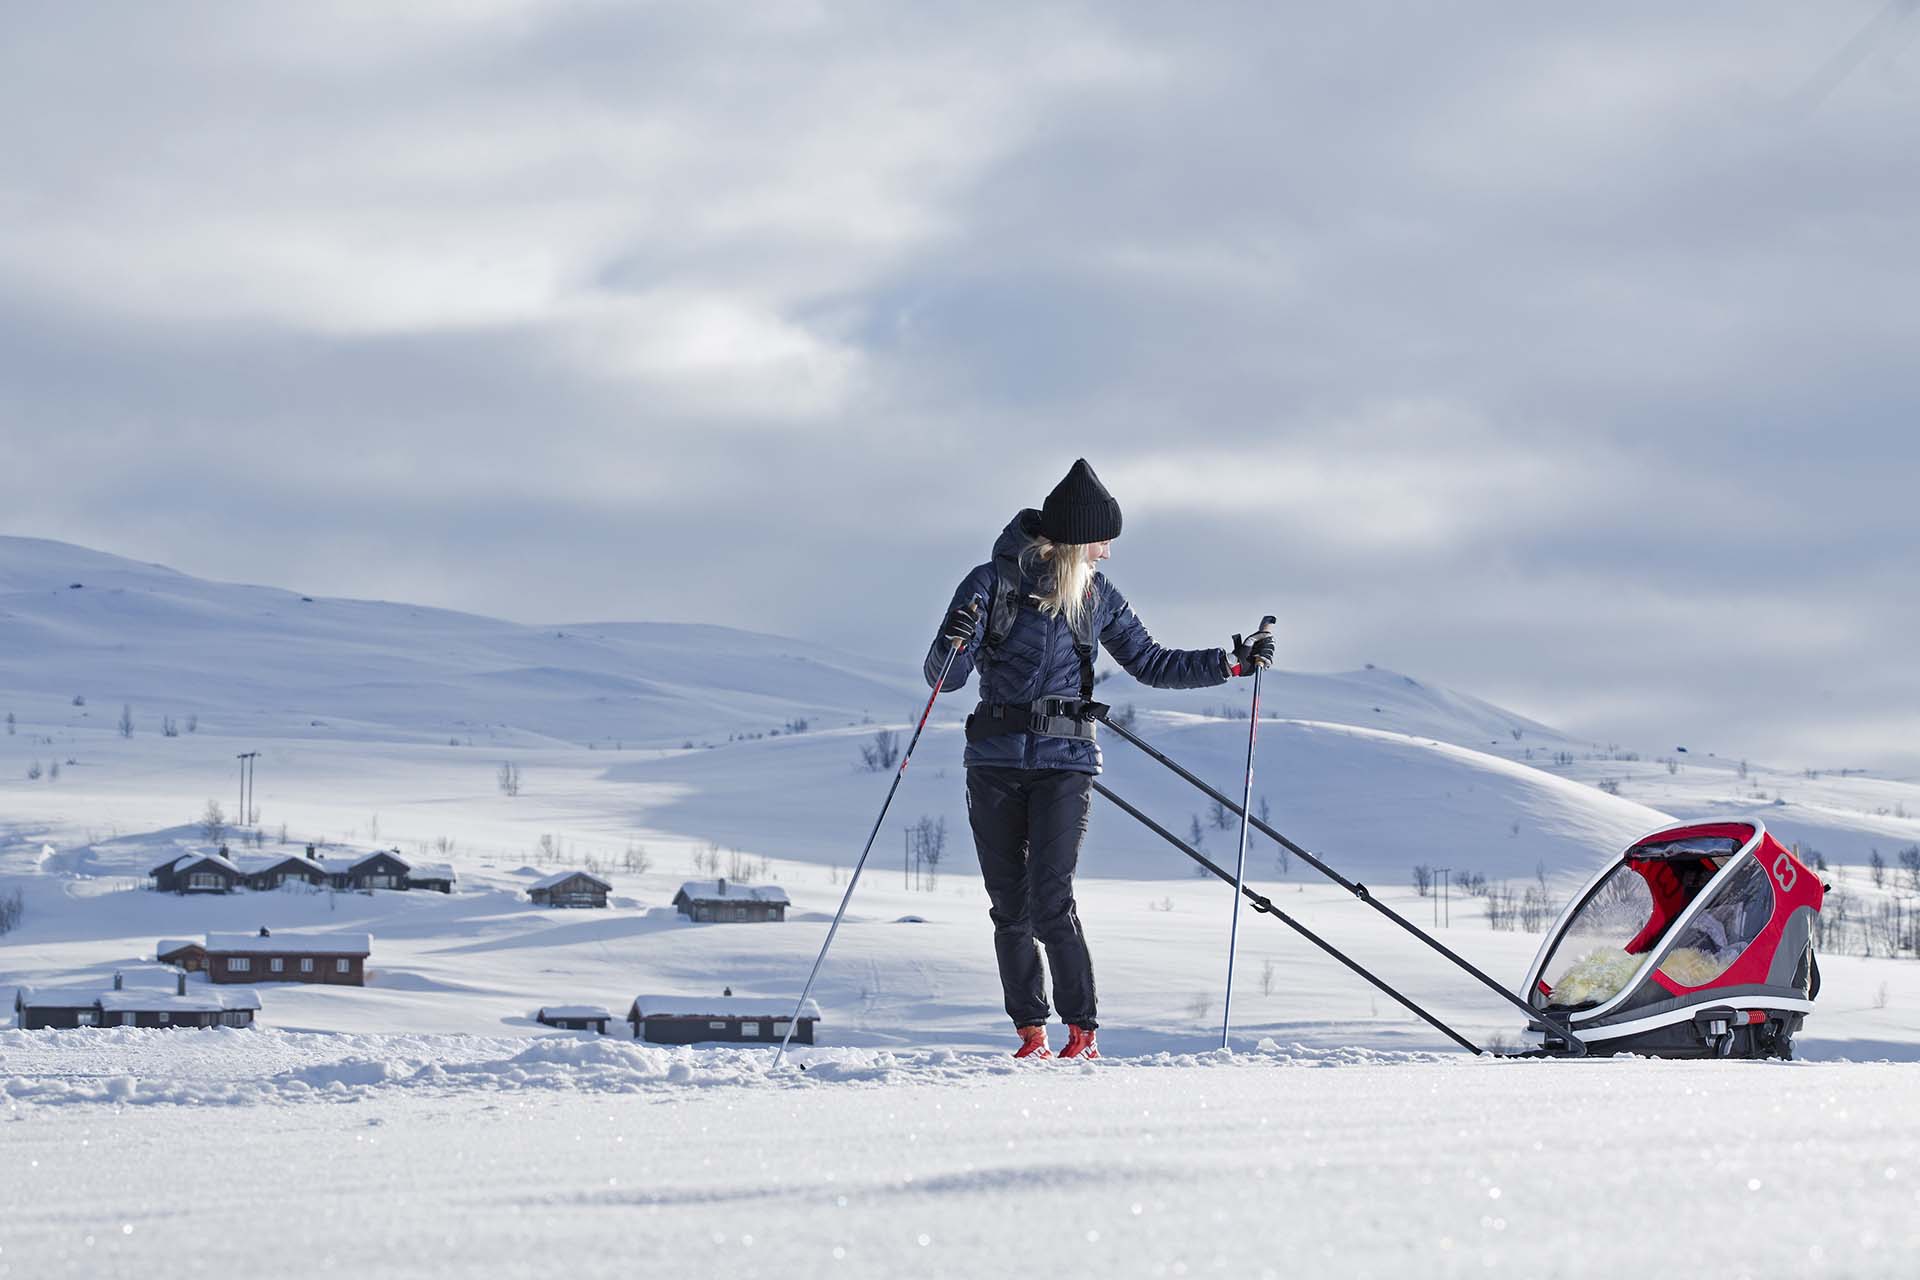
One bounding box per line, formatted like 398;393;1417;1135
1257;615;1276;634
947;596;982;651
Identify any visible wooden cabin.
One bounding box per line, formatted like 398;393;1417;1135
327;849;412;892
149;850;241;895
626;994;819;1045
233;852;329;891
672;879;789;923
14;969;259;1029
203;928;372;985
535;1005;612;1034
528;870;611;909
156;939;208;972
405;861;457;893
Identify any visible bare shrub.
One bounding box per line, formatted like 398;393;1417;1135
1187;993;1213;1023
200;799;227;845
497;762;521;797
0;888;23;935
1412;864;1433;897
26;760;42;780
118;704;134;738
858;730;901;773
623;842;651;875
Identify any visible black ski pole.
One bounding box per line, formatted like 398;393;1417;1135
1092;710;1586;1055
1220;615;1275;1050
1092;780;1483;1054
772;601;976;1069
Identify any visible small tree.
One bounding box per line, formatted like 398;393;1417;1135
162;716;179;738
26;760;42;780
497;761;521;797
187;714;198;733
1209;798;1232;831
47;761;60;782
72;694;85;707
623;842;651;875
1870;849;1886;889
1412;864;1433;897
858;730;901;773
1900;845;1920;894
200;799;227;845
0;888;24;936
4;711;13;735
118;704;134;738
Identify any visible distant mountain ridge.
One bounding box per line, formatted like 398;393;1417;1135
0;535;1579;756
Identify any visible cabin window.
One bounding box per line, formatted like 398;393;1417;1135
270;957;284;972
336;958;350;973
189;872;222;889
78;1010;97;1025
157;1011;169;1023
709;1020;729;1030
744;1021;763;1037
735;907;748;920
772;1019;790;1031
229;957;251;972
301;958;314;973
121;1012;136;1026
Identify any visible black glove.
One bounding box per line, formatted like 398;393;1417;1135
1231;629;1275;676
941;600;982;649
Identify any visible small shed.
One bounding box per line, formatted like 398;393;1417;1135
406;861;457;893
535;1005;612;1034
673;879;789;923
529;870;611;909
626;994;820;1046
149;850;241;895
203;928;372;985
156;939;208;972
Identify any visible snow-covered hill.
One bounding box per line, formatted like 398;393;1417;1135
4;534;1918;1065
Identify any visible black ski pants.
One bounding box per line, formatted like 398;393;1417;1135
965;765;1097;1030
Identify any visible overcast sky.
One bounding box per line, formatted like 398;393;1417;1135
3;2;1916;774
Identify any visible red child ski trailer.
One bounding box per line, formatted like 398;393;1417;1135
1522;820;1824;1058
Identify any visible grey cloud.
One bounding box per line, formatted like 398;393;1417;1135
1;2;1915;775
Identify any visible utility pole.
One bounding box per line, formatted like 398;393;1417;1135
237;752;259;827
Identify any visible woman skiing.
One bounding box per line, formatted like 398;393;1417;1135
925;459;1274;1059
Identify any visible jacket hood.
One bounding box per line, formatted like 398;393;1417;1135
992;509;1044;562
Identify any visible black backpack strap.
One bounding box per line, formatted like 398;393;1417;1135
981;551;1023;666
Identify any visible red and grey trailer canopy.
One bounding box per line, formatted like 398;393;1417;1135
1521;820;1823;1057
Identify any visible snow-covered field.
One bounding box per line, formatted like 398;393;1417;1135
4;537;1918;1278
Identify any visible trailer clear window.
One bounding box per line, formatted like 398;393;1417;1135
1536;863;1655;1008
1656;857;1773;988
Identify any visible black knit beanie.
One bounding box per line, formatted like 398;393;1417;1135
1040;458;1123;544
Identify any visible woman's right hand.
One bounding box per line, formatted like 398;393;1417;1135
942;600;981;649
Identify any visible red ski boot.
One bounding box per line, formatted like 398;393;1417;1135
1059;1026;1100;1060
1013;1025;1052;1059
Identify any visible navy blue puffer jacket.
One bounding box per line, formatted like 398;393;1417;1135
924;510;1231;774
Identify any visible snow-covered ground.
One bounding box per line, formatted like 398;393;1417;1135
4;537;1918;1278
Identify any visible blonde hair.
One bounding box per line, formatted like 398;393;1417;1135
1021;535;1097;636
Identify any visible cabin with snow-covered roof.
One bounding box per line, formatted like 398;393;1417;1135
231;852;329;891
673;879;789;923
535;1005;612;1034
149;850;241;894
626;993;818;1045
326;849;412;892
528;870;610;908
202;928;372;985
156;939;208;971
13;969;260;1029
405;861;456;893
